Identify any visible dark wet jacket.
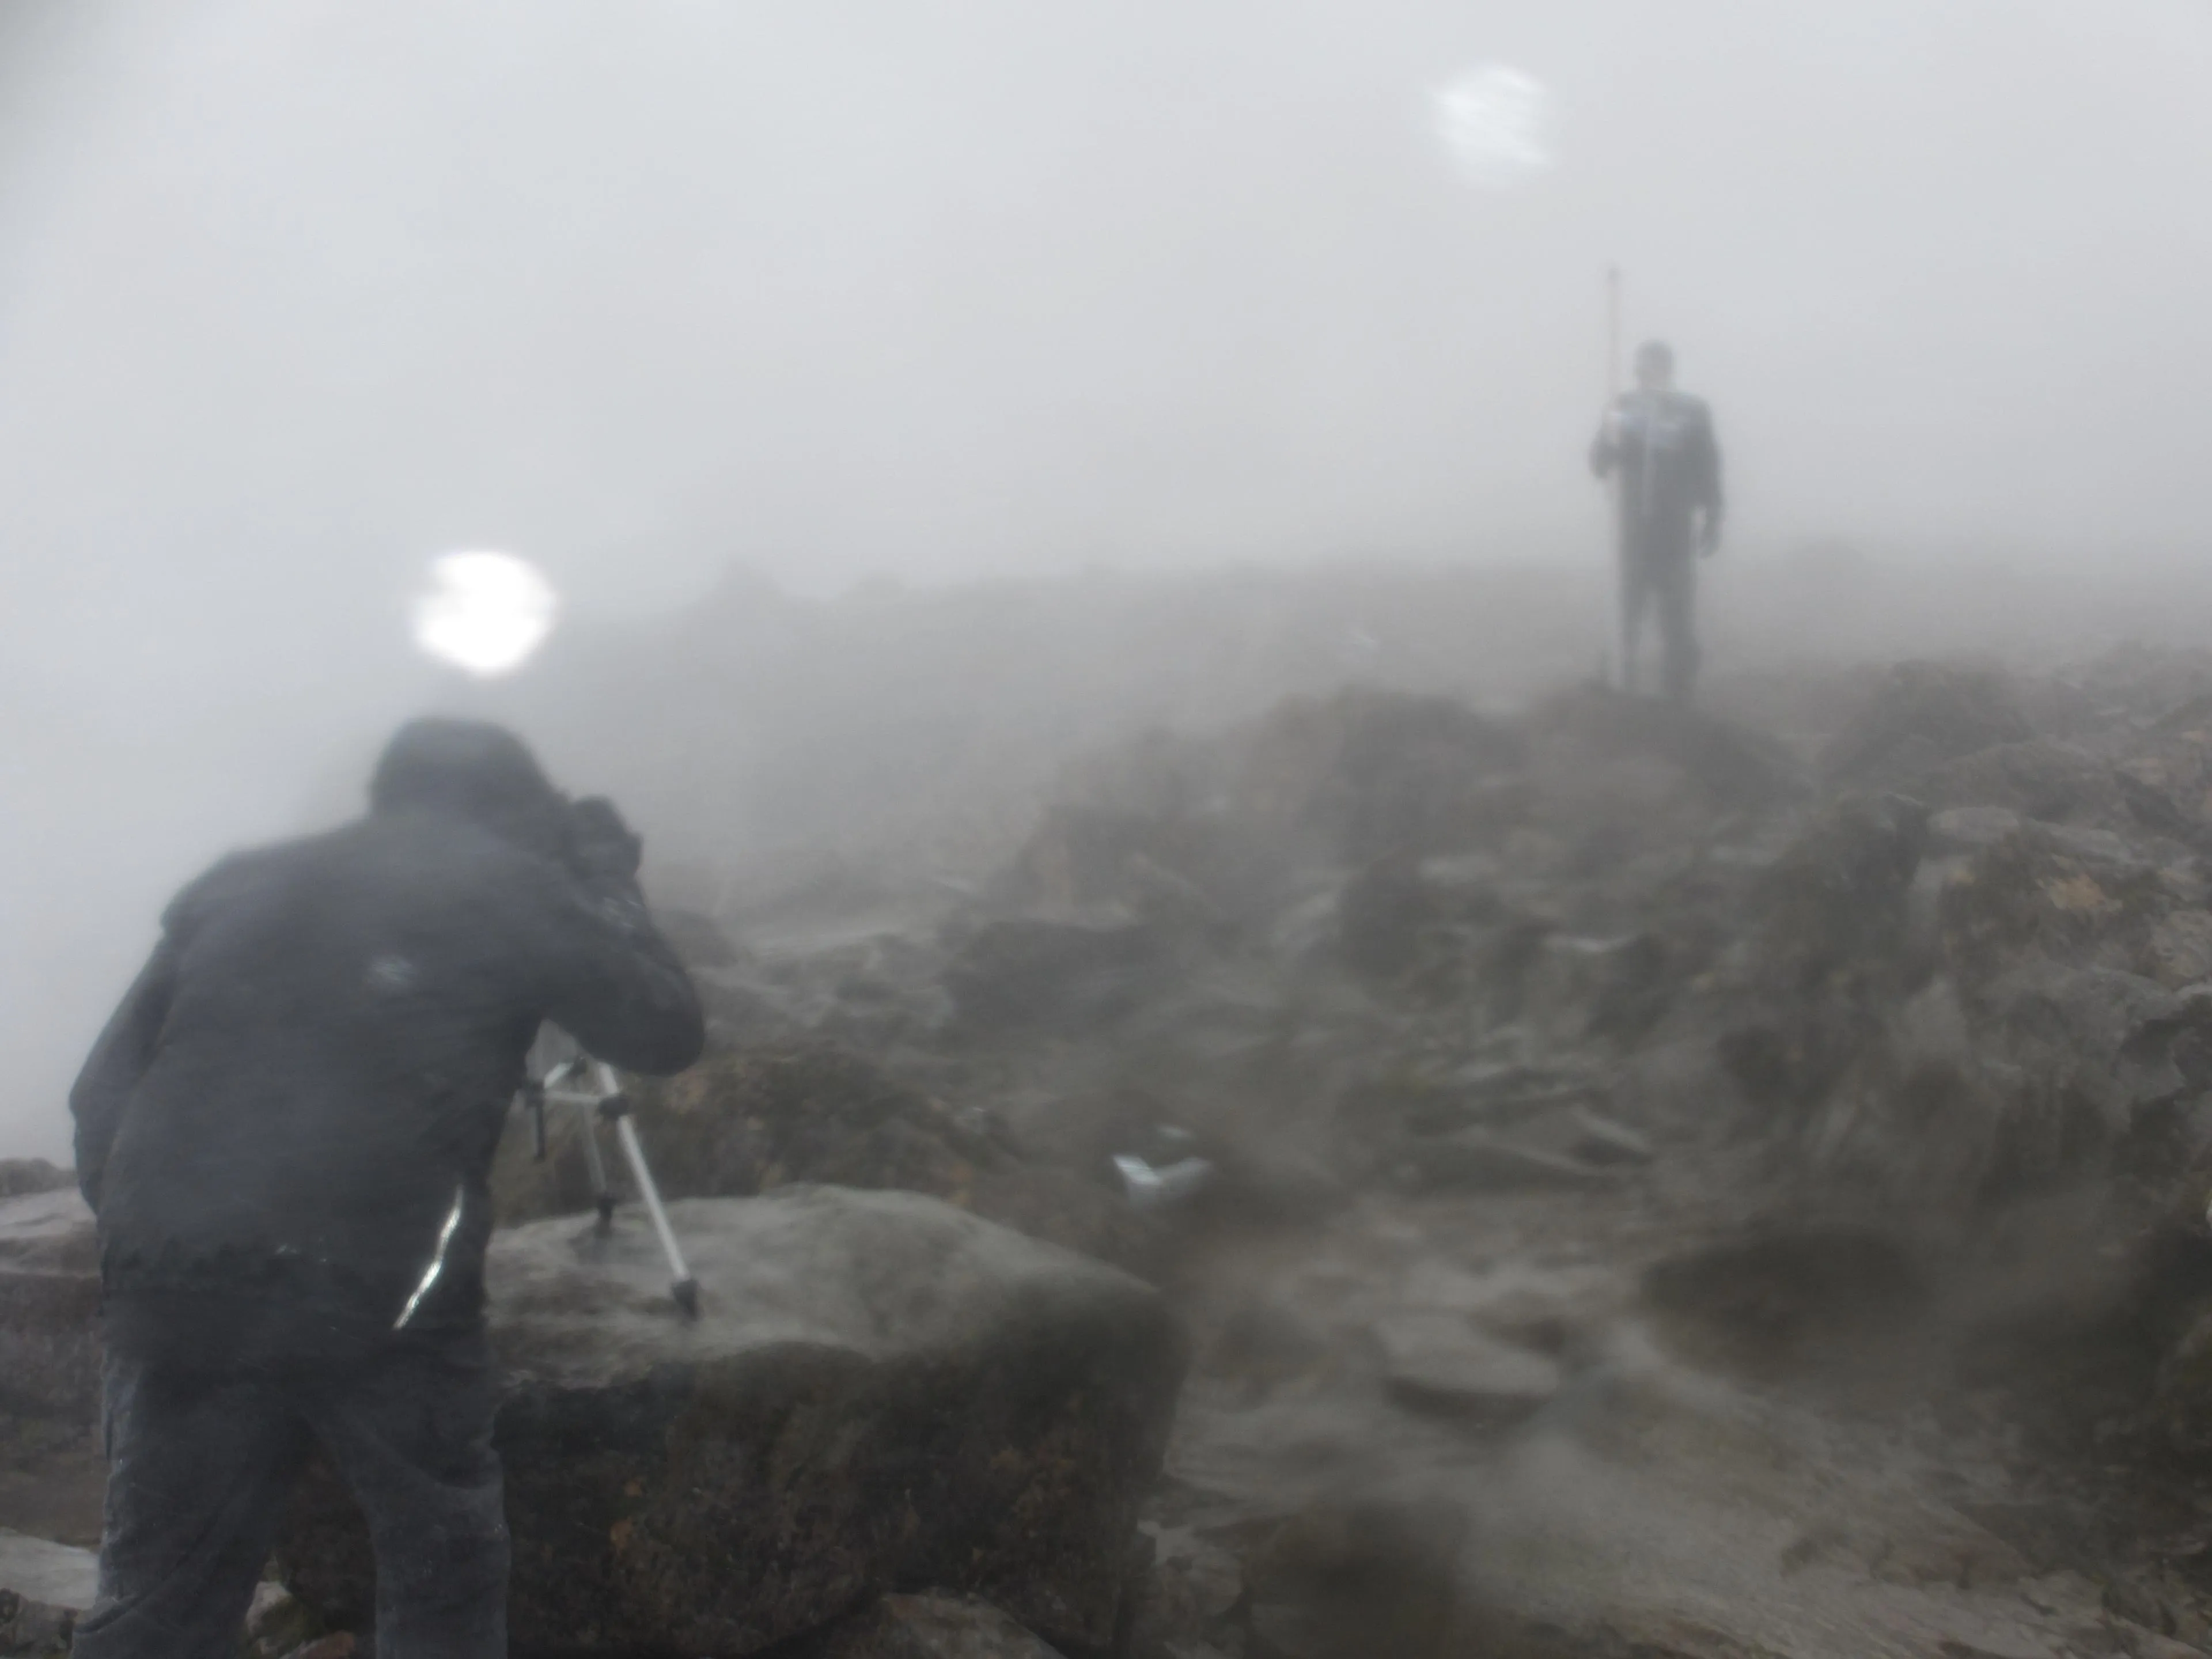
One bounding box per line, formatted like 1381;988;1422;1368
1590;389;1724;559
69;722;704;1370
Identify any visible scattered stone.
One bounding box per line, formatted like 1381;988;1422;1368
276;1188;1187;1658
1202;1142;1348;1225
1435;1063;1608;1124
944;918;1166;1032
1335;855;1501;986
1368;1313;1563;1422
1918;738;2117;825
1229;687;1528;864
0;1592;73;1659
0;1165;69;1203
2116;767;2212;851
2103;1577;2175;1637
1522;683;1807;813
1200;1293;1334;1396
1246;1600;1330;1659
1929;805;2024;855
1138;1524;1245;1624
0;1191;96;1276
2017;1569;2103;1620
1124;851;1236;938
1750;791;1929;991
1390;1130;1622;1195
1562;1105;1656;1167
2147;910;2212;988
1244;1497;1467;1659
2151;1308;2212;1457
1484;1103;1658;1169
811;1592;1066;1658
1642;1228;1928;1377
1519;932;1675;1049
1937;823;2169;993
1002;802;1259;931
1974;963;2198;1153
1395;1260;1619;1356
244;1581;316;1659
2117;1632;2211;1659
1821;661;2032;788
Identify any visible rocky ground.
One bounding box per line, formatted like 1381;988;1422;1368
21;646;2212;1657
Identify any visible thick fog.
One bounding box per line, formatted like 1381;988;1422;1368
3;0;2210;1157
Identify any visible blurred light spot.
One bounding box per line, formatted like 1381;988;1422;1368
1433;64;1555;189
411;551;558;677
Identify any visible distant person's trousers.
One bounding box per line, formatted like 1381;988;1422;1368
1620;538;1700;703
71;1324;507;1659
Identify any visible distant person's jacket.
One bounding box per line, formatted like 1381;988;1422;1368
69;725;704;1369
1590;389;1724;555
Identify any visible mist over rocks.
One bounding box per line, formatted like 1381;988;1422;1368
463;558;2212;942
31;632;2212;1653
628;645;2212;1654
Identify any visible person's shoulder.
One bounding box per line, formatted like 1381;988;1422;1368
158;830;335;931
162;817;515;923
352;810;574;902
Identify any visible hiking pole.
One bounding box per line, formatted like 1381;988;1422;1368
1607;263;1622;405
1604;263;1627;690
537;1055;699;1316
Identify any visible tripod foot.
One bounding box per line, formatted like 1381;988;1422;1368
672;1277;700;1319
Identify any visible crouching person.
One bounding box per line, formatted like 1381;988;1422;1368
67;719;704;1659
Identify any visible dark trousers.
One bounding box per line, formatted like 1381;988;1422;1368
1620;539;1700;703
71;1327;507;1659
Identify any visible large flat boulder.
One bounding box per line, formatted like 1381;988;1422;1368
0;1190;99;1422
0;1529;96;1659
278;1187;1186;1657
0;1531;96;1613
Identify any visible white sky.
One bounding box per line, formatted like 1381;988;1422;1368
3;1;2206;648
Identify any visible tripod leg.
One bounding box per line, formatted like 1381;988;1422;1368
576;1096;615;1232
612;1114;698;1317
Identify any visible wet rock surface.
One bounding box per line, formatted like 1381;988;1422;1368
0;1529;93;1659
798;1592;1067;1658
276;1188;1186;1657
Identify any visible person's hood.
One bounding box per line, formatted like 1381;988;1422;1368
367;718;566;853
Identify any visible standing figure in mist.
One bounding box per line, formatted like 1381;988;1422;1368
66;719;703;1659
1589;340;1725;703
